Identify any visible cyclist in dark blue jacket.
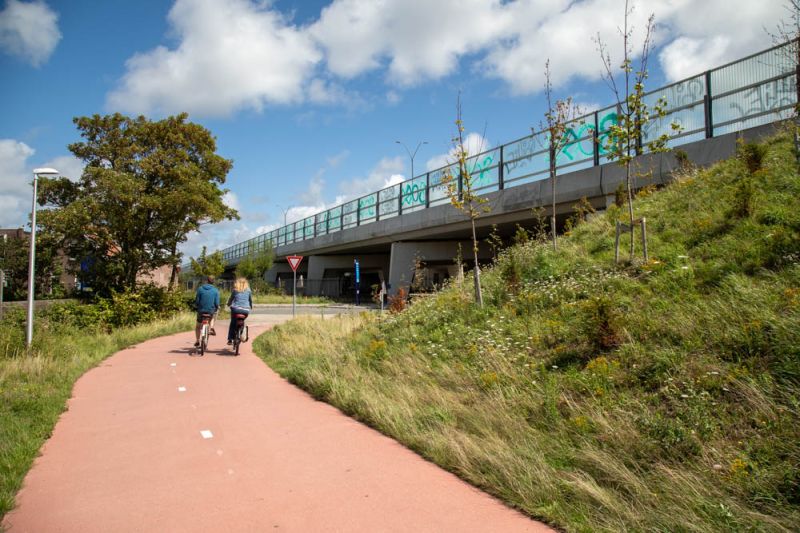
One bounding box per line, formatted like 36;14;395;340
194;275;220;348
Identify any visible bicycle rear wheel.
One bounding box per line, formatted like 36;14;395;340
233;325;241;355
200;324;208;356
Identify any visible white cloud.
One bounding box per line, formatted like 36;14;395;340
337;156;405;198
41;154;83;182
0;0;61;67
483;0;784;92
426;132;491;171
222;190;240;212
106;0;788;116
107;0;321;117
0;142;84;228
0;139;35;227
657;1;781;81
311;0;508;86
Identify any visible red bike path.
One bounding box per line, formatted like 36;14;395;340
3;316;553;532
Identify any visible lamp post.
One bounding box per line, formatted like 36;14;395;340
395;140;427;179
276;205;291;226
27;167;59;348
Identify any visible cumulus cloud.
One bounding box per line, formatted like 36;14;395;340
657;1;780;81
0;139;35;227
311;0;508;86
0;140;79;228
484;0;783;91
0;0;61;67
337;156;405;198
107;0;321;117
41;154;83;182
107;0;787;115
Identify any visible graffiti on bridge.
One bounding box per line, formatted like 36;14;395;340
727;77;796;120
504;110;619;176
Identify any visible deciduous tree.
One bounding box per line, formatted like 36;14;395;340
190;246;226;280
442;96;489;307
540;59;583;250
595;0;677;262
37;113;238;295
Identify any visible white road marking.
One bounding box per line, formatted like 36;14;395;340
170;363;177;367
178;386;187;392
200;430;214;439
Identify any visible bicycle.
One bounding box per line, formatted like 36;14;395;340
231;313;248;356
197;312;213;356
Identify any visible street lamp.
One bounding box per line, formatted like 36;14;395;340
395;140;427;179
27;167;59;348
276;205;291;226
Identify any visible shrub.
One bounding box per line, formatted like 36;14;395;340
580;294;624;352
388;287;408;313
737;140;768;175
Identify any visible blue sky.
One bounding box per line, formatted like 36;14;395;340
0;0;787;258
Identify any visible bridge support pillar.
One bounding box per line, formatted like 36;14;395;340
388;241;491;296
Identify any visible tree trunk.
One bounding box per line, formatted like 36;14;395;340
470;217;483;307
168;241;179;290
551;145;557;250
627;160;635;262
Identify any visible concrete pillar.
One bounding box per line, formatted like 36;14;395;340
301;254;391;297
387;240;490;295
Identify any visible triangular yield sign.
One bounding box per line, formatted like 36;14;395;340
287;255;303;272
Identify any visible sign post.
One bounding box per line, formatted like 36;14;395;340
287;255;303;318
354;259;360;306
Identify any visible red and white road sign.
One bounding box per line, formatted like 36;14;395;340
287;255;303;272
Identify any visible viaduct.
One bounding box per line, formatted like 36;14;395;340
209;42;797;298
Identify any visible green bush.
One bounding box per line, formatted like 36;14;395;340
41;285;190;332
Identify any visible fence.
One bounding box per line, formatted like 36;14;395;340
220;40;798;264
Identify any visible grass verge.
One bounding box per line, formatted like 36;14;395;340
0;310;195;520
254;133;799;532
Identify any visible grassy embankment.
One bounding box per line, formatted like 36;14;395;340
0;308;195;520
254;133;800;531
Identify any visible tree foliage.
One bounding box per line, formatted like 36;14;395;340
189;246;226;279
0;231;64;300
235;240;275;283
37;113;238;295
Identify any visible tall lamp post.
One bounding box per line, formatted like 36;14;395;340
395;140;427;179
27;167;59;348
276;205;291;226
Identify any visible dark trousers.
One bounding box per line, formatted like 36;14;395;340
228;308;249;340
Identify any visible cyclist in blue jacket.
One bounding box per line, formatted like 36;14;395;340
194;275;220;348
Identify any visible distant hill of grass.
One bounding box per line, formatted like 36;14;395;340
254;132;800;532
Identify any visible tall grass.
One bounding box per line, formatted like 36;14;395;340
254;133;800;531
0;307;194;519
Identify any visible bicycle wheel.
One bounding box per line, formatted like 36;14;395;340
233;325;241;355
200;324;207;356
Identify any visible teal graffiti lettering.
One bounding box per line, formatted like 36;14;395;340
358;195;376;217
469;155;494;188
402;182;426;206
